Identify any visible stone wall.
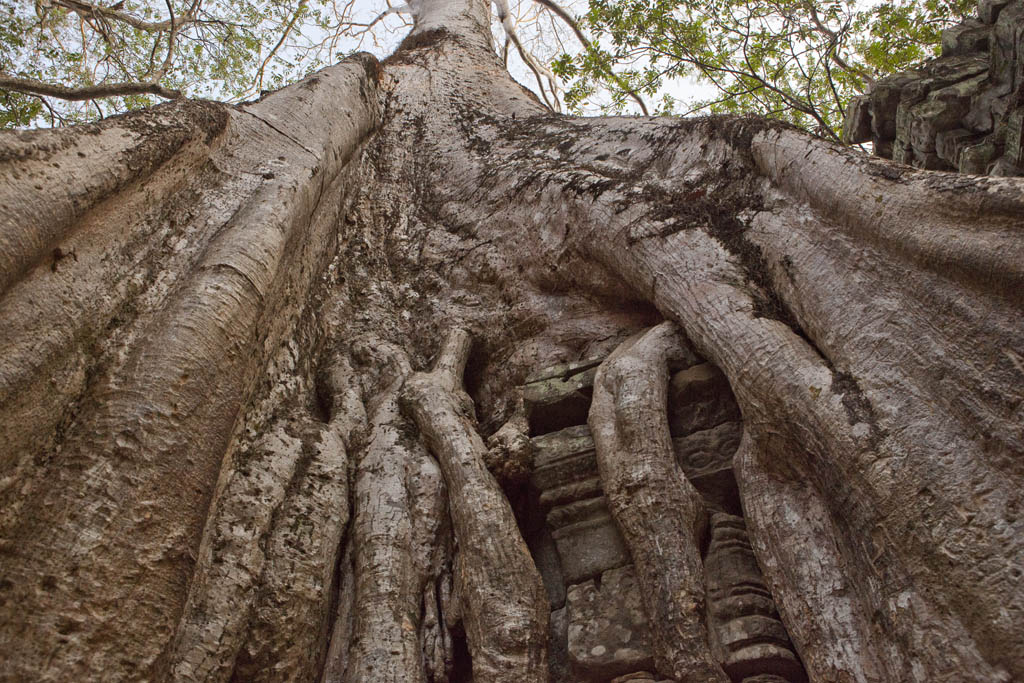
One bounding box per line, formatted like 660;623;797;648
519;357;807;683
843;0;1024;176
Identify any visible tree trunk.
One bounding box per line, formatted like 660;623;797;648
0;0;1021;681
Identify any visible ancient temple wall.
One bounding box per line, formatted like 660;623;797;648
518;355;807;683
843;0;1024;176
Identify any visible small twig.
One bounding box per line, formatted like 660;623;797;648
255;0;307;91
148;0;177;83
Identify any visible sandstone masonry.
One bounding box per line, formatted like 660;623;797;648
843;0;1024;176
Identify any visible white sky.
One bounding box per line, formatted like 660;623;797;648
320;0;717;116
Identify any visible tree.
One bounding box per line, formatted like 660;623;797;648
554;0;975;138
0;0;1022;681
0;0;418;126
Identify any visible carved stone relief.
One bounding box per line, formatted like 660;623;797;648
519;355;808;683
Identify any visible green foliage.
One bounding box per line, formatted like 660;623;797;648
557;0;973;139
0;0;389;127
0;0;973;133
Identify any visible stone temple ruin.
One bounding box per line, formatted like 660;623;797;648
515;357;808;683
843;0;1024;176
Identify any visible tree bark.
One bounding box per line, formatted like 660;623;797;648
589;323;727;682
0;0;1021;680
400;329;549;682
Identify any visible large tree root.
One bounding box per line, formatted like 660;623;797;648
588;322;728;683
332;341;449;683
400;329;549;682
166;354;364;681
574;161;1013;680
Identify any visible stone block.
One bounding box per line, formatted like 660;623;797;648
550;501;631;583
935;128;980;166
941;19;991;56
549;607;572;682
893;140;915;165
672;421;742;513
525;357;603;384
567;566;655;681
667;363;741;436
912;150;954;171
1004;108;1024;164
959;138;1002;174
523;362;600;436
869;73;918;140
910;73;988;152
990;2;1024;89
842;95;872;144
540;476;603;510
530;525;567;609
989;155;1023;176
966;84;1012;133
871;137;894;158
705;514;807;683
979;0;1011;24
609;673;673;682
672;420;740;477
531;424;596;489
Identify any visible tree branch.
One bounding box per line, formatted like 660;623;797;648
0;73;181;101
255;0;307;91
531;0;650;115
54;0;196;33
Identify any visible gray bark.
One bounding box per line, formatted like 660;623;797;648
588;323;727;682
0;0;1021;680
400;329;550;682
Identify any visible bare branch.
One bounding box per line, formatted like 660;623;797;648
53;0;196;33
531;0;650;115
148;0;177;83
0;73;181;101
254;0;307;91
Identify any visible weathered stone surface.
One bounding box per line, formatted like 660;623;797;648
531;424;598;491
842;96;872;144
942;19;992;55
869;73;918;140
672;421;743;514
989;154;1023;175
979;0;1012;23
524;363;600;435
705;514;806;683
528;418;633;585
610;672;657;682
847;0;1024;175
672;421;742;477
550;503;631;584
541;477;604;509
960;137;1002;173
907;73;987;155
936;127;981;165
667;363;741;436
525;357;604;384
567;566;656;681
609;672;674;682
550;607;571;682
1005;107;1024;163
531;525;568;609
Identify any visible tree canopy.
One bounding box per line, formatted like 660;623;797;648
553;0;975;139
0;0;975;133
